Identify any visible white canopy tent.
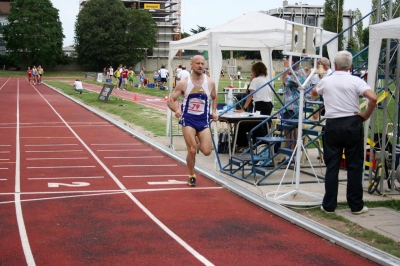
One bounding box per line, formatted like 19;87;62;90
367;17;400;91
167;11;339;89
366;17;400;188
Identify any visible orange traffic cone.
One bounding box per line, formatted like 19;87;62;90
133;94;138;101
164;94;168;101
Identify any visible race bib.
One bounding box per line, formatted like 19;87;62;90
188;98;205;115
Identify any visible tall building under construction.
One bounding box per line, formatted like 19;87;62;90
79;0;181;59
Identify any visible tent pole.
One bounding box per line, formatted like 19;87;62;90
379;0;392;192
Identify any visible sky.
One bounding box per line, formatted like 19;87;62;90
50;0;373;47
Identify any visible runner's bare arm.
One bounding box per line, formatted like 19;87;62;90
208;77;218;121
167;78;187;118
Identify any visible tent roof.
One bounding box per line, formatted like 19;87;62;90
170;11;337;51
368;17;400;90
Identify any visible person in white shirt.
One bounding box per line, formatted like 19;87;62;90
73;79;84;94
311;50;377;215
177;65;190;82
235;62;273;150
158;65;169;87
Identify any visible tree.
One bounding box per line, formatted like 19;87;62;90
124;9;157;64
321;0;344;51
190;26;208;35
370;0;400;24
181;32;191;39
75;0;157;70
354;9;364;50
3;0;65;67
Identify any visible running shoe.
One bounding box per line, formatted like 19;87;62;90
187;177;196;187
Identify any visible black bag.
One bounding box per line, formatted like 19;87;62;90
218;131;230;154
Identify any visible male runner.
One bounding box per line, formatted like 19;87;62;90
167;55;218;186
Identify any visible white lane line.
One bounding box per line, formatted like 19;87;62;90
16;79;36;265
124;174;188;178
148;180;187;185
0;178;7;181
0;151;10;153
19;125;114;128
0;187;223;204
0;168;9;170
28;176;104;180
105;156;163;159
0;187;222;196
96;149;151;152
26;157;88;160
0;159;10;161
33;89;214;265
25;150;83;153
113;164;178;167
27;166;95;169
25;144;78;147
0;144;11;146
91;143;141;146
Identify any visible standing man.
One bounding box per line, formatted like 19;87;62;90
312;51;377;215
158;65;169;88
167;55;218;187
121;66;129;90
176;65;190;82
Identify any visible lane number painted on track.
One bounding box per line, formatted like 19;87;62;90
147;180;187;185
48;182;90;188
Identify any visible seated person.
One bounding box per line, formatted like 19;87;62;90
73;79;83;94
235;62;273;152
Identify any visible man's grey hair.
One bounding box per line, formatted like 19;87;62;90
320;57;330;67
334;51;353;70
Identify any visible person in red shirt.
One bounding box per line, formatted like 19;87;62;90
121;66;129;90
27;67;32;84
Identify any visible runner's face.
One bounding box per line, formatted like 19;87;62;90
191;57;205;75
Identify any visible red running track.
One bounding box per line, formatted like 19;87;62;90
0;78;376;265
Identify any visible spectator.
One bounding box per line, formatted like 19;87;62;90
121;66;129;90
282;56;308;119
177;65;190;82
108;66;114;82
139;67;146;89
73;79;84;94
311;50;377;215
158;65;168;87
128;67;135;89
235;62;273;151
281;56;309;162
153;70;160;88
114;66;121;89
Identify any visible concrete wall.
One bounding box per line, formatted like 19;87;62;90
42;58;312;74
140;58;312;74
